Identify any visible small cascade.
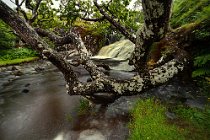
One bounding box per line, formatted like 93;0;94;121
91;40;135;71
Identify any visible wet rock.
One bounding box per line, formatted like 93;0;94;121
24;83;31;87
35;66;45;72
11;66;21;71
0;67;7;72
13;70;23;76
22;89;29;93
0;98;4;105
146;78;197;103
185;97;207;110
78;129;105;140
165;111;177;120
106;96;139;118
90;92;118;104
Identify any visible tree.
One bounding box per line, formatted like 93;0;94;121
0;0;209;100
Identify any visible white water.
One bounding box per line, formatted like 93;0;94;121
91;40;135;71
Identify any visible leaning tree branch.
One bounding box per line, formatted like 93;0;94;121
34;28;74;46
71;59;185;96
93;0;136;43
0;0;188;98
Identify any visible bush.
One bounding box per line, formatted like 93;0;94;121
0;48;38;61
0;20;16;49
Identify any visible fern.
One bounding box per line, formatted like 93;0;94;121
193;54;210;78
171;0;210;28
194;54;210;67
192;68;210;78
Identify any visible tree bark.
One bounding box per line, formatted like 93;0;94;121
131;0;173;73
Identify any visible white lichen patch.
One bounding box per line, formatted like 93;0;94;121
112;83;123;94
150;0;164;18
66;84;69;89
159;28;164;36
149;60;184;85
95;80;104;90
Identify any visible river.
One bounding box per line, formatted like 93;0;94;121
0;61;130;140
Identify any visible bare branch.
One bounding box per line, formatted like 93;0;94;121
10;0;16;4
29;0;42;23
19;9;29;21
13;0;29;21
35;28;73;46
25;0;33;10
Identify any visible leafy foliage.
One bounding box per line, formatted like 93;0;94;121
171;0;210;28
0;20;16;49
171;0;210;79
60;0;143;34
193;54;210;77
32;0;64;29
0;48;38;61
78;98;90;115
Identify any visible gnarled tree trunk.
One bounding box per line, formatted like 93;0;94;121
0;0;197;100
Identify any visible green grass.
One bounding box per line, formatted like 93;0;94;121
129;99;184;140
129;98;210;140
0;57;38;66
0;47;38;66
77;98;90;115
0;48;38;60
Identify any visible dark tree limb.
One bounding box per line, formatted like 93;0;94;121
25;0;33;10
93;0;136;43
29;0;42;24
34;28;73;46
13;0;29;21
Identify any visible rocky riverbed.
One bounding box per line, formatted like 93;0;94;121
0;60;208;140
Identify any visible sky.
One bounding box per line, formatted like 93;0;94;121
2;0;139;10
2;0;142;10
2;0;60;9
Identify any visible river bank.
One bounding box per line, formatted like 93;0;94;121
0;47;38;67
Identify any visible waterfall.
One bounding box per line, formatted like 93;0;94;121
91;40;135;71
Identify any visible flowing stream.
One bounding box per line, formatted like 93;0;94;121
0;60;131;140
0;40;137;140
0;39;204;140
